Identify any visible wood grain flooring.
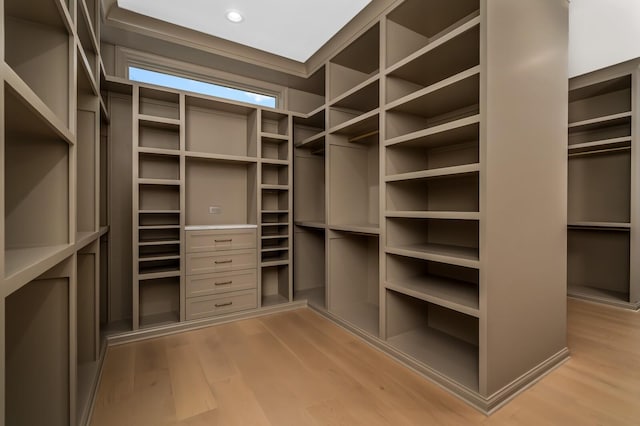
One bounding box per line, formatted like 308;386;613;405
91;299;640;425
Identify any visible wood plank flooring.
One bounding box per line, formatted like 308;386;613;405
91;299;640;425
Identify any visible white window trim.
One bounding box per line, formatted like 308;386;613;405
114;46;286;108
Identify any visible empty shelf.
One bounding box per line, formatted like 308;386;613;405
568;112;632;132
328;109;380;137
568;137;631;154
568;222;631;230
386;244;479;268
329;224;380;235
386;163;479;182
385;115;480;148
139;115;181;129
294;221;327;230
5;244;72;280
385;211;480;220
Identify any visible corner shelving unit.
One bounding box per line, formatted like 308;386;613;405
567;60;639;309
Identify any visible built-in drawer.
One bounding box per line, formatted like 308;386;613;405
186;229;256;253
186;269;257;298
185;289;257;320
186;249;257;275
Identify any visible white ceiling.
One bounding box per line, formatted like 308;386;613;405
117;0;372;63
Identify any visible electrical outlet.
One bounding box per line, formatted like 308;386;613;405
209;206;222;214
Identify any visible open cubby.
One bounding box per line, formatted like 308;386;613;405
568;115;631;146
328;232;379;335
328;135;379;229
262;224;288;237
262;163;289;186
139;228;180;244
139;152;180;180
386;174;479;213
294;146;325;224
387;140;479;176
261;136;289;161
139;212;180;226
262;110;289;136
139;87;180;119
186;159;257;226
262;237;289;250
139;243;180;260
329;24;380;100
568;229;630;303
568;75;631;124
6;269;70;426
186;96;258;157
386;289;479;391
329;80;379;129
387;23;480;103
262;212;288;224
261;249;289;264
139;277;180;328
261;264;290;306
76;71;98;235
386;218;479;268
139;184;180;211
294;226;326;308
4;0;71;125
294;110;325;148
386;72;480;140
288;88;325;115
386;0;480;68
568;149;630;224
5;85;70;278
139;121;180;151
139;258;180;277
262;189;289;211
386;253;478;315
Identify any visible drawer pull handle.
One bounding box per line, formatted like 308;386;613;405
215;239;233;243
215;281;233;286
215;302;233;308
215;260;233;264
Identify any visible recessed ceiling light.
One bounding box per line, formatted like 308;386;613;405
226;9;243;23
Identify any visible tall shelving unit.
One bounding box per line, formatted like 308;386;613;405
2;0;108;424
567;59;640;309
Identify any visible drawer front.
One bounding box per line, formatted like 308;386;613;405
186;270;257;298
186;289;257;320
186;229;256;253
186;249;257;275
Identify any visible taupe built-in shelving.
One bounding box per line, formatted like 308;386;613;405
3;0;107;424
567;59;640;309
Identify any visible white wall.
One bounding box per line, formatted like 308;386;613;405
570;0;640;77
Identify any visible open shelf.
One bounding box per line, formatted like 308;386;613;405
568;228;630;304
4;0;71;127
5;84;70;278
262;223;289;237
385;0;480;68
569;75;631;124
139;228;180;244
568;113;631;146
386;69;480;140
261;248;289;264
329;23;380;101
294;143;325;224
328;134;379;229
262;188;289;211
77;0;99;81
262;110;289;136
287;67;325;114
186;95;258;157
139;184;180;211
186;159;257;226
329;78;379;129
262;163;289;186
387;137;479;176
293;108;325;147
386;253;479;317
328;231;379;336
261;264;290;306
139;152;180;180
386;289;479;391
386;218;479;269
139;86;180;120
6;265;71;425
261;136;290;161
294;226;325;308
139;277;180;328
138;118;180;150
568;149;630;223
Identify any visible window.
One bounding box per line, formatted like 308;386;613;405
128;67;277;108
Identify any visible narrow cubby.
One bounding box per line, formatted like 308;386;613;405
138;258;180;278
261;136;289;161
139;277;180;328
568;149;630;224
287;66;325;114
139;243;180;261
261;236;289;250
4;85;70;278
77;0;99;79
386;22;480;104
385;0;480;68
4;0;71;125
329;79;379;130
139;87;180;120
261;264;290;306
139;184;180;211
386;173;479;214
261;248;289;264
568;229;630;303
6;262;71;426
386;289;479;392
328;231;379;335
186;159;257;226
138;121;180;151
262;223;288;237
262;189;289;212
386;139;479;176
294;226;326;308
138;152;180;180
139;211;180;226
329;23;380;101
293;108;325;147
186;96;258;157
261;163;289;186
386;218;479;269
386;71;480;140
262;212;288;225
262;110;289;136
385;253;479;316
139;227;180;244
294;146;325;225
328;134;379;231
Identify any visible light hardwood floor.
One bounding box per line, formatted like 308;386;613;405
91;299;640;425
